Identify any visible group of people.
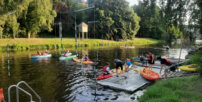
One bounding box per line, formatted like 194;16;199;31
37;50;49;56
102;58;132;77
139;51;172;79
101;50;172;79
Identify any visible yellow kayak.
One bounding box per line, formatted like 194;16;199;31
72;58;93;64
112;65;132;74
178;64;198;72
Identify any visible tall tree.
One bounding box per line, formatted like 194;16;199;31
92;0;140;40
133;0;165;39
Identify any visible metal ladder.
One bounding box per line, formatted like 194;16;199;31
8;81;41;102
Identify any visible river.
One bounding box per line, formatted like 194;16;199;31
0;45;188;102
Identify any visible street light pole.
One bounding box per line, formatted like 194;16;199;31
74;15;78;56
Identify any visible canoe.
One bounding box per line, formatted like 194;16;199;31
31;54;52;59
140;68;161;81
112;65;132;74
97;74;113;80
178;64;197;72
59;55;77;60
72;58;93;64
61;53;72;57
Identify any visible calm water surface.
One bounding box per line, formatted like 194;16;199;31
0;46;188;102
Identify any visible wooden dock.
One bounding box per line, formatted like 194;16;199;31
97;58;198;92
97;66;165;93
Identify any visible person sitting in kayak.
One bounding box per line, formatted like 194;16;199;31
43;50;48;55
103;63;111;75
125;59;131;72
147;52;155;70
114;59;123;76
157;56;172;79
83;55;88;61
64;49;69;56
37;51;42;56
164;45;170;51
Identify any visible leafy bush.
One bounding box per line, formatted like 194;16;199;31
185;51;202;76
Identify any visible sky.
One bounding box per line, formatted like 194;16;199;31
126;0;139;6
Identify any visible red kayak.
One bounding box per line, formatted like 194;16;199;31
97;74;113;80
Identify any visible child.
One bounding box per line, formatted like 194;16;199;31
37;51;41;56
125;59;131;72
64;49;69;56
103;63;111;75
114;59;123;76
147;52;155;69
83;55;88;61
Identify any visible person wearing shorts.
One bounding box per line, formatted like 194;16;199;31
125;59;131;72
114;59;123;76
157;56;172;79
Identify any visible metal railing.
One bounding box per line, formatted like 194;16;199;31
8;81;41;102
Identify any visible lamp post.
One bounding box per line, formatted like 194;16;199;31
60;6;94;56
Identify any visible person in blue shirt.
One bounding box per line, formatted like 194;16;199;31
125;59;132;72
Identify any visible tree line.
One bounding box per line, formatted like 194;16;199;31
0;0;201;43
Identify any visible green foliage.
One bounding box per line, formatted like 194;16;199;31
0;0;56;38
133;0;164;39
92;0;140;40
139;76;202;102
0;38;160;50
163;25;183;42
185;51;202;76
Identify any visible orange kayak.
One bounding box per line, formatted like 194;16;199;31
72;58;93;64
140;68;161;81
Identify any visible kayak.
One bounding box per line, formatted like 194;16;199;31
140;68;161;81
72;58;93;64
61;53;72;57
31;54;52;59
59;55;77;60
97;74;113;80
112;65;132;74
178;64;198;72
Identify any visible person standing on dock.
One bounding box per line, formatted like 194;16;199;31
114;59;123;76
147;52;155;69
157;56;172;79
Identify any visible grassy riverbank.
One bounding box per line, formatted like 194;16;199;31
0;38;161;50
139;76;202;102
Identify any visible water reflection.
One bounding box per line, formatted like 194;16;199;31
0;46;188;102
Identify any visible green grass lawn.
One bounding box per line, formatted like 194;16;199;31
138;76;202;102
0;38;161;50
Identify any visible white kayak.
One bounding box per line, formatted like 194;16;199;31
31;54;52;59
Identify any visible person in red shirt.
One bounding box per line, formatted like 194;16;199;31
147;52;155;69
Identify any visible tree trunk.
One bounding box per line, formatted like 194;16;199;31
13;33;15;39
0;33;2;39
28;33;31;39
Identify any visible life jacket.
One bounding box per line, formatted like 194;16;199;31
85;57;88;61
103;66;107;72
164;58;170;63
148;55;152;61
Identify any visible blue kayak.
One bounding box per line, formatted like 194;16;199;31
31;54;52;59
